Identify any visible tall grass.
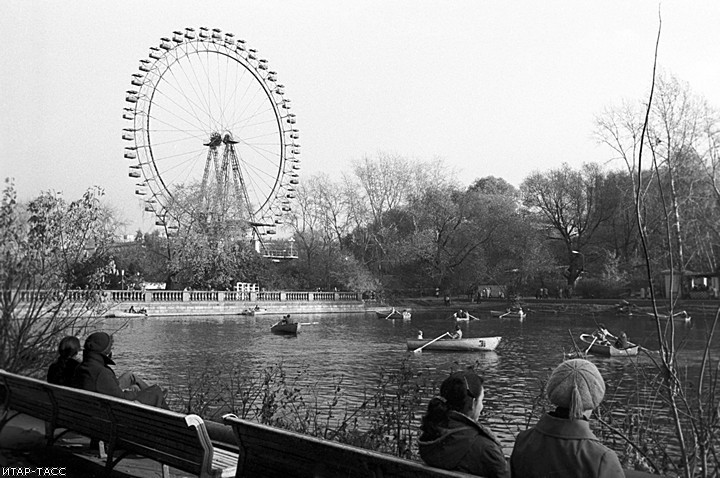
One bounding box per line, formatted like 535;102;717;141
167;358;480;458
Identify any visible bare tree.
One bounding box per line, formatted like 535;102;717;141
1;181;115;377
521;163;616;289
352;152;413;230
622;16;720;477
649;72;710;277
597;73;720;277
345;152;415;274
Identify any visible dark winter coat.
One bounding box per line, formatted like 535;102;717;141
418;410;509;478
510;412;625;478
71;350;140;401
47;357;80;386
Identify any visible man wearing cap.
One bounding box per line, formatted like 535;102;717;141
72;331;168;409
510;359;625;478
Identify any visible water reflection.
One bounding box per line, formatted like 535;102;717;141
100;308;717;456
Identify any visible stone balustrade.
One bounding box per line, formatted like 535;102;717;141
15;289;363;304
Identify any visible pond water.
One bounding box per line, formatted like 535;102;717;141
100;307;718;459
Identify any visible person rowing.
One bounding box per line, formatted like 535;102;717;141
449;325;463;340
614;331;629;349
453;309;469;320
592;323;615;345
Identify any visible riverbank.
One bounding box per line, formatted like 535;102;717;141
392;295;720;315
104;295;720;318
106;299;369;317
15;286;719;318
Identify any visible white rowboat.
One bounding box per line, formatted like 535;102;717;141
406;336;501;352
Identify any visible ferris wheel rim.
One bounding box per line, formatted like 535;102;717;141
123;27;299;233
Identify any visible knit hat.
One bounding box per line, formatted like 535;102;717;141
84;332;113;355
546;359;605;419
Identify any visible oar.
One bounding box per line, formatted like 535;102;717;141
584;336;598;355
413;332;450;354
568;329;582;356
499;311;510;319
300;322;319;325
468;313;480;321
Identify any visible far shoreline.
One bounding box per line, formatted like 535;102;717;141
100;295;720;318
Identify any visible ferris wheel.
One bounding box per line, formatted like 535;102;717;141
122;27;300;238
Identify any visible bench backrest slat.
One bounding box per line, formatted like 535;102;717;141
223;415;476;478
110;401;206;475
1;374;55;423
49;385;115;441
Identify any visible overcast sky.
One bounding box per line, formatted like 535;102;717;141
2;1;719;234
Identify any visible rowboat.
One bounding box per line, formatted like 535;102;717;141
614;301;636;315
453;311;472;321
579;334;639;357
270;320;301;335
104;310;148;318
376;309;411;320
645;311;691;323
490;308;526;320
240;307;269;316
406;336;501;352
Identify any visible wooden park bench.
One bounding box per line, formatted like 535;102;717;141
0;369;236;477
221;414;664;478
222;413;477;478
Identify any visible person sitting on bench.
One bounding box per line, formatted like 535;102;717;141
418;369;509;477
72;331;168;409
47;336;81;386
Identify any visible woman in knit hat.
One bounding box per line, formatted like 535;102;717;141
418;370;509;478
510;359;625;478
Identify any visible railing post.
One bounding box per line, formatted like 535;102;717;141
308;292;314;301
218;291;225;302
334;292;339;301
250;291;257;302
280;292;287;301
182;289;190;302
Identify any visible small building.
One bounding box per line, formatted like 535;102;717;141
235;282;259;293
661;269;719;299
